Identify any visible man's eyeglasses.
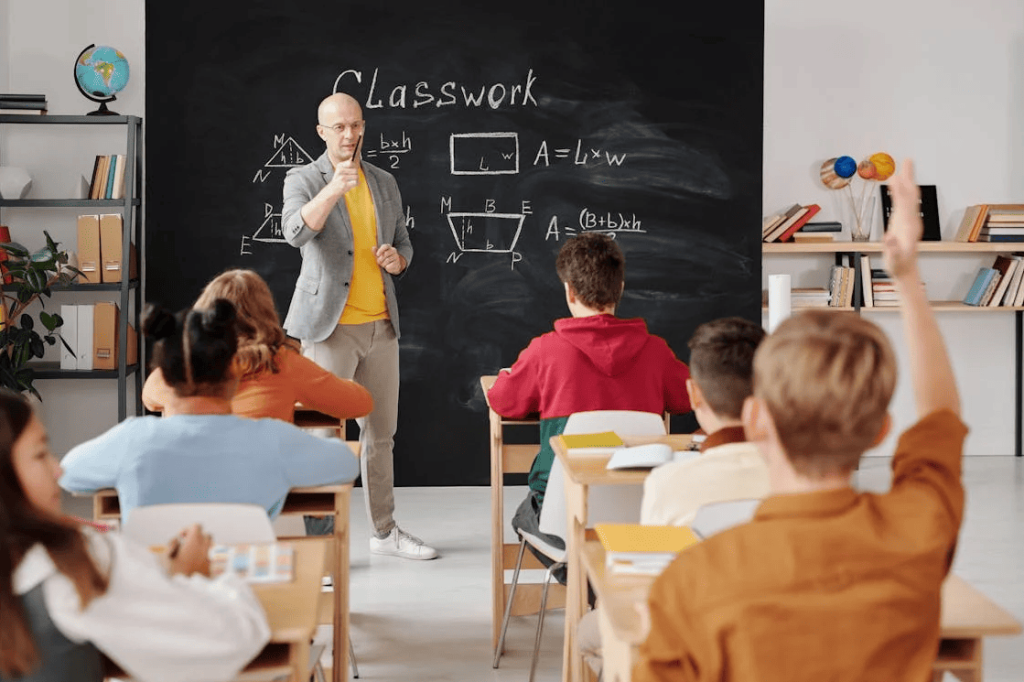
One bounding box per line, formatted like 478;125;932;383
320;121;365;135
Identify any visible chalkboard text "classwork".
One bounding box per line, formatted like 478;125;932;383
333;68;539;110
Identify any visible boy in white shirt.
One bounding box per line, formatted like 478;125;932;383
579;316;770;676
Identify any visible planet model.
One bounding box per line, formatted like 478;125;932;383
74;44;130;115
834;155;857;178
857;158;877;179
869;153;895;181
819;158;851;189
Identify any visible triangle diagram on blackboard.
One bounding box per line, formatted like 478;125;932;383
264;136;314;168
253;204;285;243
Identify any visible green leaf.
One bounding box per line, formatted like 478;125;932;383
0;242;30;258
40;311;56;331
29;336;44;358
19;314;33;331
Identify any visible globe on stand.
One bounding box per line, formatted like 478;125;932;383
74;44;130;116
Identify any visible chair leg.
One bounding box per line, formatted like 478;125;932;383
348;635;359;679
529;560;565;682
492;536;528;668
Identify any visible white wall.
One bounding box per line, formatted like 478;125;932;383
1;0;144;455
1;0;1021;456
765;0;1024;456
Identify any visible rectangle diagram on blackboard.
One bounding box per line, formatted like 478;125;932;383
447;212;525;253
450;132;519;175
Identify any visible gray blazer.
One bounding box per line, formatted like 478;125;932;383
281;153;413;342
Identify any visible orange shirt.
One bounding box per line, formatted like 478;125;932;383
142;346;373;422
339;167;388;325
633;410;968;682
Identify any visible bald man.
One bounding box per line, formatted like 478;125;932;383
282;93;436;560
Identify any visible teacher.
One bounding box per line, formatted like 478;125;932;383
281;92;437;561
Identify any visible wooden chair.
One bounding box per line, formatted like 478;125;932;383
493;410;666;680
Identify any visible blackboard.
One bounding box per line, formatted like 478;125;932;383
146;0;764;486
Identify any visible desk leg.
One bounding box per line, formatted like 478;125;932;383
334;488;351;682
290;640;312;682
563;481;588;682
490;411;505;647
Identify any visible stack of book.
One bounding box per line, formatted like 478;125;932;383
791;288;831;309
0;93;48;115
762;204;821;243
792;221;842;243
953;204;1024;242
871;269;900;307
827;264;856;308
594;523;701;575
88;155;127;200
963;255;1024;307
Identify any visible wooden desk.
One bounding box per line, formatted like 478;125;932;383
580;541;1023;682
552;434;693;682
481;374;567;648
245;537;327;682
294;405;362;457
91;485;354;682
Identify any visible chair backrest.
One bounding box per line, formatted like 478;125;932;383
538;411;666;537
690;499;760;539
122;503;276;545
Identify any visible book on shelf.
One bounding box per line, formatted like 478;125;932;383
861;255;874;307
798;221;843;233
791;233;835;243
1001;256;1024;307
985;205;1024;222
762;204;802;239
89;156;109;200
979;272;1003;306
0;99;48;112
954;206;985;242
791;287;830;308
209;542;295;584
977;234;1024;243
987;256;1018;307
111;154;127;199
765;206;810;243
880;184;941;241
964;268;996;306
828;265;843;307
594;523;701;575
765;204;821;243
0;94;46;101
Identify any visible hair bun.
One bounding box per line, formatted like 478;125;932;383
141;304;178;340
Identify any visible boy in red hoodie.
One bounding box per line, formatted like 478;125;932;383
487;232;692;564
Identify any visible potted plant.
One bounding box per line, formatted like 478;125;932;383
0;231;82;398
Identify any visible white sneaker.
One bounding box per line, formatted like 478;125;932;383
369;527;439;560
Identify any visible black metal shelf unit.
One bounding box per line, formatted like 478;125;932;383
0;114;143;420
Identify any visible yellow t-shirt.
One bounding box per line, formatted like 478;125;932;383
340;168;389;325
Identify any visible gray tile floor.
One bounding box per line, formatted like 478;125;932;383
64;455;1023;681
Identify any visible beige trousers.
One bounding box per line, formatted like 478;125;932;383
303;320;399;537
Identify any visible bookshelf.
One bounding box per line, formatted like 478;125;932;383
0;114;143;421
764;240;1024;456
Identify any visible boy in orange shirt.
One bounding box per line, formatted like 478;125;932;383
633;159;966;682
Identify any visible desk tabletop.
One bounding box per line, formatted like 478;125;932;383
254;537;327;643
581;541;1022;644
553;434;694;485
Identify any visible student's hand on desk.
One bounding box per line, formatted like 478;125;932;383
882;159;923;281
376;244;406;274
166;524;213;577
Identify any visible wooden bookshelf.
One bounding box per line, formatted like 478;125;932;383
763;241;1023;254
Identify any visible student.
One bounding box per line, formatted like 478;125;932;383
488;232;691;565
633;160;966;681
60;300;359;521
0;390;269;682
142;268;373;423
579;316;770;677
640;316;770;526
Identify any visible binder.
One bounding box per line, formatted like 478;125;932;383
93;302;138;370
76;304;94;371
99;214;136;282
60;305;77;370
76;214;101;283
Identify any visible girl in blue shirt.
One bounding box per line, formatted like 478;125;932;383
60;299;359;521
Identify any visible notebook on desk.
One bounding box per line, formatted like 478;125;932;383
209;542;295;584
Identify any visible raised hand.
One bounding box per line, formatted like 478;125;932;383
882;159;923;280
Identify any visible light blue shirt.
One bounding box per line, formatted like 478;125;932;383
59;415;359;521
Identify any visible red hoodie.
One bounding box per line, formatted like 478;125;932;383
488;314;692;420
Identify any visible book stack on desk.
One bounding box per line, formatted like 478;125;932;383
0;94;48;114
594;523;701;575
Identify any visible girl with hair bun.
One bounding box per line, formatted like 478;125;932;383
59;300;358;522
0;390;269;682
142;269;372;423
